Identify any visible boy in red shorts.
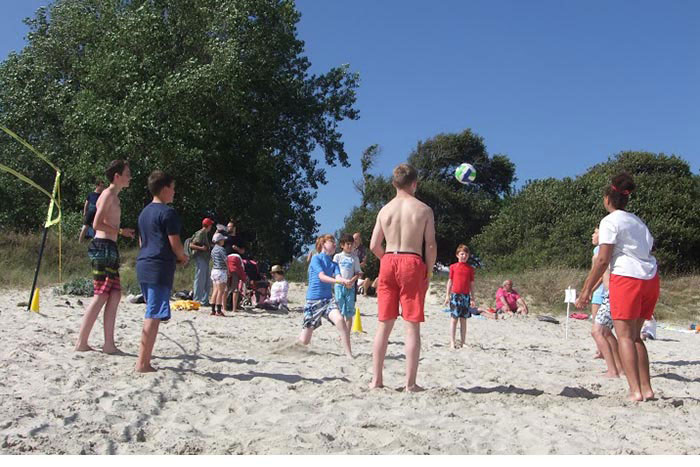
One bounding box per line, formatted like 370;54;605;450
443;244;475;349
369;163;437;392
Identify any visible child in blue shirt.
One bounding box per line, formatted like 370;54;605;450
299;234;354;358
135;171;188;372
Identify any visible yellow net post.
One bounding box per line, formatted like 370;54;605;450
0;126;62;310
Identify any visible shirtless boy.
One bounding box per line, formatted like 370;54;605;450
75;160;135;353
369;163;437;392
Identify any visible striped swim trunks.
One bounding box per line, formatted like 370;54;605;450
88;238;121;295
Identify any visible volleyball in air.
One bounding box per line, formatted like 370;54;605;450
455;163;476;184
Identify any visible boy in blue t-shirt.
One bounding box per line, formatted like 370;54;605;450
299;234;354;358
78;179;105;243
135;171;188;372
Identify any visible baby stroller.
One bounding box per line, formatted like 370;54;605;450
240;258;270;307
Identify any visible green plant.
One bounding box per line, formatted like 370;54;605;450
54;277;93;296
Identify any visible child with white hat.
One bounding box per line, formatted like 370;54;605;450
209;232;228;316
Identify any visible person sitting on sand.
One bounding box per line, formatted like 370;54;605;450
495;280;529;316
256;265;289;311
298;234;353;358
470;298;497;320
576;172;660;402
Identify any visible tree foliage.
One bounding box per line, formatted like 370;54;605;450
0;0;359;264
472;152;700;273
339;129;516;277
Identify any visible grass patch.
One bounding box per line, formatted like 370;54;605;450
1;231;697;325
433;266;699;324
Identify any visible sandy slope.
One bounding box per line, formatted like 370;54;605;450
0;284;698;454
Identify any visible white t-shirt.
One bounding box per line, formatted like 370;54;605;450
598;210;657;280
269;280;289;306
332;251;362;280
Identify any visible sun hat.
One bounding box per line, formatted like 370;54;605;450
202;218;214;227
270;265;285;274
212;232;226;243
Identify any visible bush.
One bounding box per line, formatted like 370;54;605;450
54;277;93;296
285;258;308;283
473;152;700;273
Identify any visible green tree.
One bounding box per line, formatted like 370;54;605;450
473;152;700;273
340;129;516;275
0;0;359;264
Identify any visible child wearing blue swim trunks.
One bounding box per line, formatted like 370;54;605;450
333;233;363;340
135;171;188;372
299;234;353;358
443;244;475;349
589;228;622;378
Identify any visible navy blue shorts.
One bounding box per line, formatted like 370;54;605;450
449;293;472;319
141;283;171;321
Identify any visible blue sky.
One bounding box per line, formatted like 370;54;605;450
2;0;699;238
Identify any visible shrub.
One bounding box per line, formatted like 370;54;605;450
473;152;700;273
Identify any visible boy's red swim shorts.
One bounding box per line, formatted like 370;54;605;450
377;253;427;323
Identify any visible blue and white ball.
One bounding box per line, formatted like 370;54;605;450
455;163;477;184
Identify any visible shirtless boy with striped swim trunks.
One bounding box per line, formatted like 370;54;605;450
75;160;135;354
369;163;437;392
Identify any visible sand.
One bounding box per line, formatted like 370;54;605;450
0;283;698;454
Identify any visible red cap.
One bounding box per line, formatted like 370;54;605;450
202;218;214;227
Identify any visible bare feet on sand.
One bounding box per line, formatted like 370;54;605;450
627;391;644;402
368;381;384;390
135;365;157;373
74;344;94;352
102;346;122;355
602;371;620;378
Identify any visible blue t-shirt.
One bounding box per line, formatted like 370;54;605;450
307;253;340;300
86;191;100;208
85;191;101;224
136;202;182;288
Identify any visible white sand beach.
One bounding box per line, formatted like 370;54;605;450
1;284;698;454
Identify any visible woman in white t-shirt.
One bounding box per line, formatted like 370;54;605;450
576;173;660;402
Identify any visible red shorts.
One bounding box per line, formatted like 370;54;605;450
377;253;427;323
609;273;659;321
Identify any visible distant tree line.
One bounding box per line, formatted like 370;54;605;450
340;134;700;276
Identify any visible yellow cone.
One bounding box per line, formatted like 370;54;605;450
352;306;365;333
30;288;40;313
